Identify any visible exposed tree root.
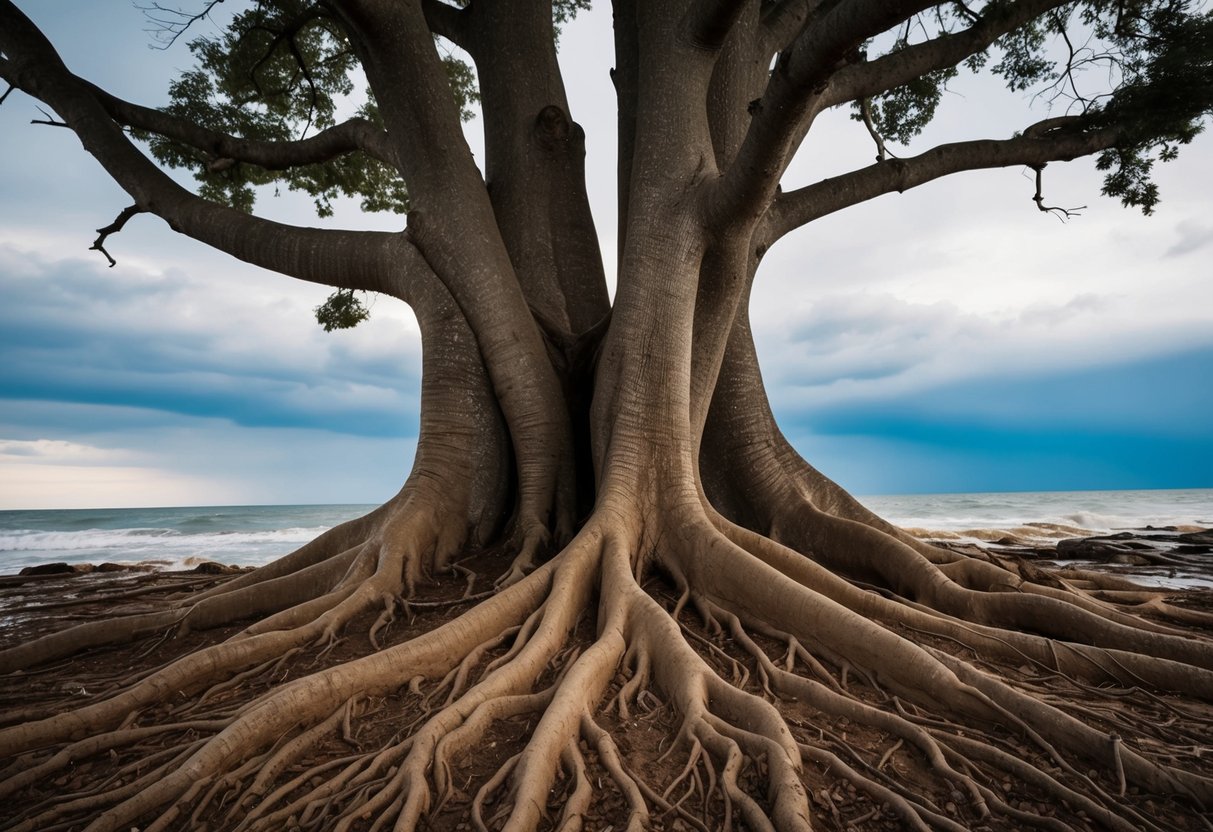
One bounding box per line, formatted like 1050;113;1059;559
2;493;1211;832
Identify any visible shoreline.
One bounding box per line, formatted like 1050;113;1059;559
3;523;1210;589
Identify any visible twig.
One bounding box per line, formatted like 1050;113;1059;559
859;98;892;162
1031;164;1085;221
31;105;68;128
91;205;144;267
137;0;227;50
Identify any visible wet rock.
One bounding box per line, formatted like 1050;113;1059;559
1057;537;1154;560
96;562;133;572
1178;530;1213;546
18;562;83;576
192;561;240;574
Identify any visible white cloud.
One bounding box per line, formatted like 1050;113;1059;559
0;438;123;464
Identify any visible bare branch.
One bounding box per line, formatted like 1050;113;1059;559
90;205;145;268
0;82;13;105
1031;164;1085;221
137;0;226;50
0;1;399;294
765;117;1119;243
31;104;67;127
858;98;892;162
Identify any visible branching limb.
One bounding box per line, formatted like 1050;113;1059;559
420;0;468;47
0;4;402;295
823;0;1072;108
30;104;67;127
708;0;938;229
764;119;1119;243
1031;163;1086;220
89;204;143;268
137;0;225;50
859;98;892;161
88;81;401;170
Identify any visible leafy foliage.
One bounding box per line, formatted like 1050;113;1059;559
315;288;370;331
1089;2;1213;212
851;0;1211;214
140;1;419;217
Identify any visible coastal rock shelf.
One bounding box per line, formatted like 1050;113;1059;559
932;526;1213;592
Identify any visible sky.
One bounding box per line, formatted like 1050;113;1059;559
1;2;1211;510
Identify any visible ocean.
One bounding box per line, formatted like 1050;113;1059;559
1;489;1210;576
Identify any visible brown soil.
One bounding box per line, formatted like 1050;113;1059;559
1;546;1211;831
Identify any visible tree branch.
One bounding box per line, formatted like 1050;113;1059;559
765;117;1119;242
823;0;1070;108
1031;163;1085;221
30;104;68;127
707;0;936;230
759;0;815;56
421;0;469;49
85;79;401;171
0;0;400;295
90;205;145;268
137;0;226;50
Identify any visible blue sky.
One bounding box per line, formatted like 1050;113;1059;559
1;3;1211;509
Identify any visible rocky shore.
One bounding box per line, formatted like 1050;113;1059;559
928;526;1213;590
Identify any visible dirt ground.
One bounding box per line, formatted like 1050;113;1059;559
1;539;1211;832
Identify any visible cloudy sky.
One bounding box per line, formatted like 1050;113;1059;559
1;2;1211;509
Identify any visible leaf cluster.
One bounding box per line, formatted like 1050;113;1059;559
140;0;411;217
852;1;1210;213
1086;1;1213;212
315;288;370;331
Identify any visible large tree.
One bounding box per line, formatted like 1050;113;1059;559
2;1;1212;830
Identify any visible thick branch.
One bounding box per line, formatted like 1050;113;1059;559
765;118;1119;241
824;0;1071;108
88;82;401;171
708;0;936;229
0;1;399;293
420;0;469;48
759;0;815;56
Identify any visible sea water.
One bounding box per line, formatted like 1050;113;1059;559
0;504;376;573
1;490;1210;575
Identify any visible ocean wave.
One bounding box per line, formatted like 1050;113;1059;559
0;526;332;553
